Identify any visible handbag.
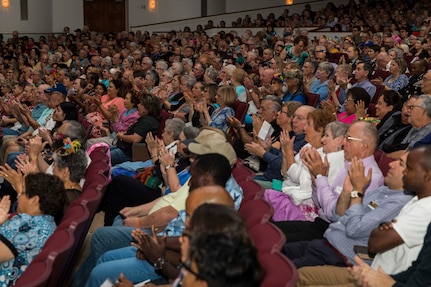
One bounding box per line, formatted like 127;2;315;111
134;166;162;189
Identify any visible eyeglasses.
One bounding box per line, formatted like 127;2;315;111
345;98;354;102
279;110;289;115
344;134;364;142
179;261;205;280
315;50;326;53
406;105;424;111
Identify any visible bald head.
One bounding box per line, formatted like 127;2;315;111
185;185;234;221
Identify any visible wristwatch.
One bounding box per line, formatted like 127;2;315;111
154;257;167;271
351;191;364;198
165;164;174;171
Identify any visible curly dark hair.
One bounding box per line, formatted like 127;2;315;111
294;35;309;48
188;204;262;287
129;90;141;108
24;173;66;216
139;92;161;119
381;90;402;111
348;87;371;108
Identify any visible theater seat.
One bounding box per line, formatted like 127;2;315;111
259;251;298;287
250;222;286;254
239;198;273;229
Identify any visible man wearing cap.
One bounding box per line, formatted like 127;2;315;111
359;41;374;61
282;69;306;104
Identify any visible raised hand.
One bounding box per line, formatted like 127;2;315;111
0;195;11;224
302;148;329;178
347;157;372;193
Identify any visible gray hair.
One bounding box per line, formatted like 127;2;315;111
181;74;197;90
418;94;431;119
388;48;404;59
182;58;193;67
164;118;186;140
63;120;87;145
205;66;219;83
337;64;352;77
358;121;378;150
156;60;168;70
142;57;153;66
53;149;87;183
183;126;200;140
326;121;348;138
304;59;318;72
262;95;282;112
125;56;135;66
171;62;184;74
317;62;334;77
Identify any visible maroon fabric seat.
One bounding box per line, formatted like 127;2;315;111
232;165;255;183
250;222;286;254
259;251;299;287
305;92;320;107
239;198;273;229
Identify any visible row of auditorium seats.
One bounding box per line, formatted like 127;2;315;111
233;160;298;287
14;145;112;287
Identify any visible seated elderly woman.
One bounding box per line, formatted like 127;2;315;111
110;93;161;166
304;61;334;101
264;112;347;222
194;85;236;133
0;173;66;285
52;137;88;203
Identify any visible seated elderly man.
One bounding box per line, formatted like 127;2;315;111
274;121;384;242
295;145;431;287
243;103;313;188
283;151;412;268
387;95;431;159
0;173;66;285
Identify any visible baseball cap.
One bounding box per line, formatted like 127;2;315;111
186;127;237;166
45;83;67;96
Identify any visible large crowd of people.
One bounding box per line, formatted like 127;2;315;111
1;0;431;285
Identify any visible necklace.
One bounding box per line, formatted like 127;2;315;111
66;182;82;191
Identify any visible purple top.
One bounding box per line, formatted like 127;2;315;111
312;154;384;222
110;108;139;133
